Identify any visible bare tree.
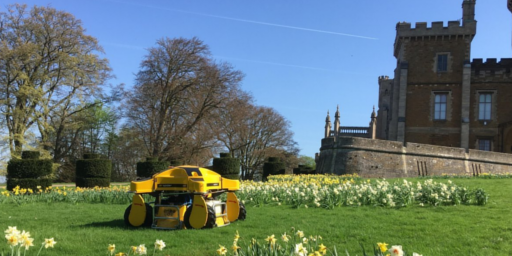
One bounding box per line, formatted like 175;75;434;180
213;97;299;180
124;37;243;162
0;4;111;157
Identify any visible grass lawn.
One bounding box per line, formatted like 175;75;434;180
0;178;511;255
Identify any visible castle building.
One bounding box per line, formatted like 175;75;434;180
316;0;512;176
376;0;512;154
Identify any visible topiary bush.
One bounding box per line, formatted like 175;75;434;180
293;165;316;175
75;154;111;188
263;157;285;181
211;153;240;180
170;159;183;166
6;151;53;191
136;157;170;177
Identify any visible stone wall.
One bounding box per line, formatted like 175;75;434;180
317;136;512;178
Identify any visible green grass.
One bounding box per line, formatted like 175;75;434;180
1;178;511;255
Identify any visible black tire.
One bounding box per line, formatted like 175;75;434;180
123;203;153;227
238;202;247;221
203;205;217;229
183;205;193;229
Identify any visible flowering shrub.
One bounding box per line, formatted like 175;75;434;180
217;228;423;256
3;226;56;256
0;185;133;205
237;175;488;208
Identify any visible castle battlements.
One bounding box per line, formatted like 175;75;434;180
396;20;476;38
471;58;512;78
378;75;390;81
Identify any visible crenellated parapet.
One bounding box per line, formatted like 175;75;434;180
394;20;476;57
471;58;512;79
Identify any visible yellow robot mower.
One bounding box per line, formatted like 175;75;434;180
124;165;246;230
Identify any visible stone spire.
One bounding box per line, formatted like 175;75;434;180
369;106;377;139
324;110;331;138
334;105;340;135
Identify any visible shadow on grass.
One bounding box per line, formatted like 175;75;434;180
81;219;141;230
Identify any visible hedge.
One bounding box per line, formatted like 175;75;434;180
21;151;40;160
136;161;170;177
75;177;111;188
7;159;53;178
263;157;285;181
75;159;112;178
212;155;239;175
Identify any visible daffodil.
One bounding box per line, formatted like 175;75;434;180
115;253;127;256
294;243;308;256
234;230;240;242
308;251;322;256
281;232;290;242
412;253;422;256
43;238;57;249
377;242;388;253
21;237;34;250
231;242;240;252
108;244;116;255
388;245;404;256
217;245;227;255
296;230;304;238
131;246;138;254
154;239;165;251
318;244;327;255
136;244;147;255
5;233;19;246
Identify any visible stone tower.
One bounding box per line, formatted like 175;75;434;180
377;0;477;148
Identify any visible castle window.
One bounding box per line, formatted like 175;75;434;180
437;54;448;72
478;93;492;120
434;93;447;120
478;139;492;151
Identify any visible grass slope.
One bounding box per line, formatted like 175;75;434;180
0;178;511;255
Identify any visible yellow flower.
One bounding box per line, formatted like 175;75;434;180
108;244;116;254
21;237;34;250
281;232;290;242
234;230;240;242
136;244;147;255
4;226;19;235
318;244;327;255
131;246;138;253
115;253;126;256
154;239;165;251
19;230;30;241
265;234;276;244
43;238;57;249
296;230;304;238
308;252;322;256
5;233;19;246
295;243;308;256
217;245;227;255
231;242;240;252
377;242;389;253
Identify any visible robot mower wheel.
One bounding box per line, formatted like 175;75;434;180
123;203;153;227
183;205;193;229
203;205;217;229
238;202;247;221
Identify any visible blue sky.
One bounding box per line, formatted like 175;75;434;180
2;0;511;159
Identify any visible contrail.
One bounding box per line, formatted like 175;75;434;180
215;55;339;72
215;55;371;75
103;0;377;40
